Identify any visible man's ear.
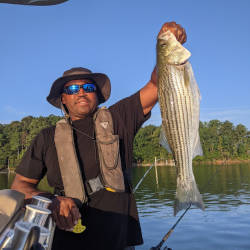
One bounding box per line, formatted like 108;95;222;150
61;94;66;104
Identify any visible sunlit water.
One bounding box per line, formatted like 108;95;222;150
1;164;250;250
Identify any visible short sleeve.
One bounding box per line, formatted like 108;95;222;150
109;91;151;137
15;130;48;180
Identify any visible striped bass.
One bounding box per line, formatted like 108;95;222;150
157;30;204;215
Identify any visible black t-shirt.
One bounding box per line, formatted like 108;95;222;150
16;91;150;250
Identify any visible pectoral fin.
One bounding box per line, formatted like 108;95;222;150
159;127;172;153
192;134;203;158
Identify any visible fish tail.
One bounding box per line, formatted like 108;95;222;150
174;178;205;216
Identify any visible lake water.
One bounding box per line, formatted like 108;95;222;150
133;164;250;250
1;164;250;250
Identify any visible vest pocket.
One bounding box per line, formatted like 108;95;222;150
96;134;120;170
96;134;125;192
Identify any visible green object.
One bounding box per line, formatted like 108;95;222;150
72;219;86;234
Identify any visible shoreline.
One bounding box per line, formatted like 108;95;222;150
133;159;250;167
2;159;250;171
193;159;250;165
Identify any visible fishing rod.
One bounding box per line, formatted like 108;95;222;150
150;205;191;250
133;165;154;193
150;165;220;249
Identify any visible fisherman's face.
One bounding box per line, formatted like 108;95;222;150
61;79;98;121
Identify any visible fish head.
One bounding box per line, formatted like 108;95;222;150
157;30;191;65
157;36;172;62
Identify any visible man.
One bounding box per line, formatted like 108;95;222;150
11;22;186;250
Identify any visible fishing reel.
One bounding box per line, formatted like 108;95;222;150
0;195;54;250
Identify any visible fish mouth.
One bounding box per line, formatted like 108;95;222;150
157;30;191;65
158;30;173;41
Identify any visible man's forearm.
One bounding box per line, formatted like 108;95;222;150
140;80;158;115
11;180;42;199
11;173;52;200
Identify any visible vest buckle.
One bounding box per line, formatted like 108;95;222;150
86;176;104;195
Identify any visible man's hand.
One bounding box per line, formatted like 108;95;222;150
49;196;81;230
157;21;187;44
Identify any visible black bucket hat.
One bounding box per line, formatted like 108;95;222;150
47;67;111;109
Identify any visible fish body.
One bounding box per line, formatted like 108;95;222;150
157;31;204;215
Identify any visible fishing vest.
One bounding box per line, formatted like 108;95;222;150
54;107;125;203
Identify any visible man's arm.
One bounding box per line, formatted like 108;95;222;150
140;21;187;115
11;174;41;199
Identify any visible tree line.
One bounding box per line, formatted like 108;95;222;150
0;115;249;167
133;120;250;163
0;115;60;167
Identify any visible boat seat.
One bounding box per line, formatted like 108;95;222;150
0;189;25;233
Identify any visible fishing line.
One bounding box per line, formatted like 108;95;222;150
151;165;220;250
133;165;154;193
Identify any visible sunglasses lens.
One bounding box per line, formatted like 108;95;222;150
64;83;96;95
67;85;80;94
83;83;96;93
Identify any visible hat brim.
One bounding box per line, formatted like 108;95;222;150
47;73;111;109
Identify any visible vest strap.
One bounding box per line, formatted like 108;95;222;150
55;175;105;197
54;119;87;203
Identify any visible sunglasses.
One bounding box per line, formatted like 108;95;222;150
63;83;97;95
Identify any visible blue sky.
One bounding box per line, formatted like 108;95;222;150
0;0;250;129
